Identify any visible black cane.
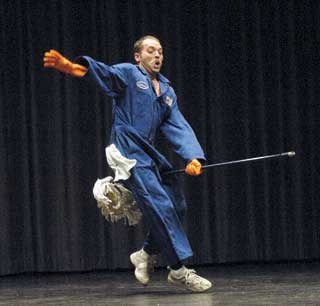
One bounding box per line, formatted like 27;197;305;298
165;151;296;175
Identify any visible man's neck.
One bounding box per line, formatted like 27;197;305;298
147;71;158;81
150;74;157;80
138;64;158;80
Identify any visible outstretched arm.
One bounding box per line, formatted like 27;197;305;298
43;49;88;77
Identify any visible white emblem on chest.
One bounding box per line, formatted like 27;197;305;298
165;96;173;106
136;81;149;90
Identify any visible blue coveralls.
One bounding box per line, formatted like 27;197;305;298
78;57;205;264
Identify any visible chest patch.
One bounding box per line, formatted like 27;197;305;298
136;80;149;90
165;96;173;106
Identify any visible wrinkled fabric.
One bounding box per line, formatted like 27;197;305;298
78;56;206;263
105;144;137;181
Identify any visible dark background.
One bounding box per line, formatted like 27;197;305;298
0;0;319;276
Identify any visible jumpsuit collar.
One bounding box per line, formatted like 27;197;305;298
136;65;170;84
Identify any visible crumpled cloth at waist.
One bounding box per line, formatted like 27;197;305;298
105;144;137;181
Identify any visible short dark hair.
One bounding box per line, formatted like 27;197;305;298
133;35;160;53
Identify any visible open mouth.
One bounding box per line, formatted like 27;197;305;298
154;61;161;68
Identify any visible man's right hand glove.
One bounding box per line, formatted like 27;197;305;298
43;49;87;77
185;159;202;176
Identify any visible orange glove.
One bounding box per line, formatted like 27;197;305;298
43;49;88;77
185;159;202;176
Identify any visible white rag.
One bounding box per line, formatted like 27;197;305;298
105;144;137;181
92;144;141;225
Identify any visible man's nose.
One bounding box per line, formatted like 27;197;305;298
155;51;160;57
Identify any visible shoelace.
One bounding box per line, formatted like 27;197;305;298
184;269;203;285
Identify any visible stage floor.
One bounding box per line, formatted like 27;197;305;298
1;262;320;305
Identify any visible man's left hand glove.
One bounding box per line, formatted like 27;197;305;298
185;159;202;176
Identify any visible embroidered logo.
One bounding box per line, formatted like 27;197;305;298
136;81;149;90
165;96;173;106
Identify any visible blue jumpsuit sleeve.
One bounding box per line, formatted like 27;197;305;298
160;99;206;163
76;56;128;97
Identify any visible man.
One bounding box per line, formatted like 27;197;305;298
43;35;212;292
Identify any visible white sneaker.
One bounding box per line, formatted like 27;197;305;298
168;266;212;292
130;249;155;286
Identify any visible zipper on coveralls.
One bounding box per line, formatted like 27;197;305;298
147;79;159;143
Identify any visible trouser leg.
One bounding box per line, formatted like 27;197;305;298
143;173;187;255
162;173;187;222
126;166;193;264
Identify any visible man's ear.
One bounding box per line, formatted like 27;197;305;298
134;52;141;63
